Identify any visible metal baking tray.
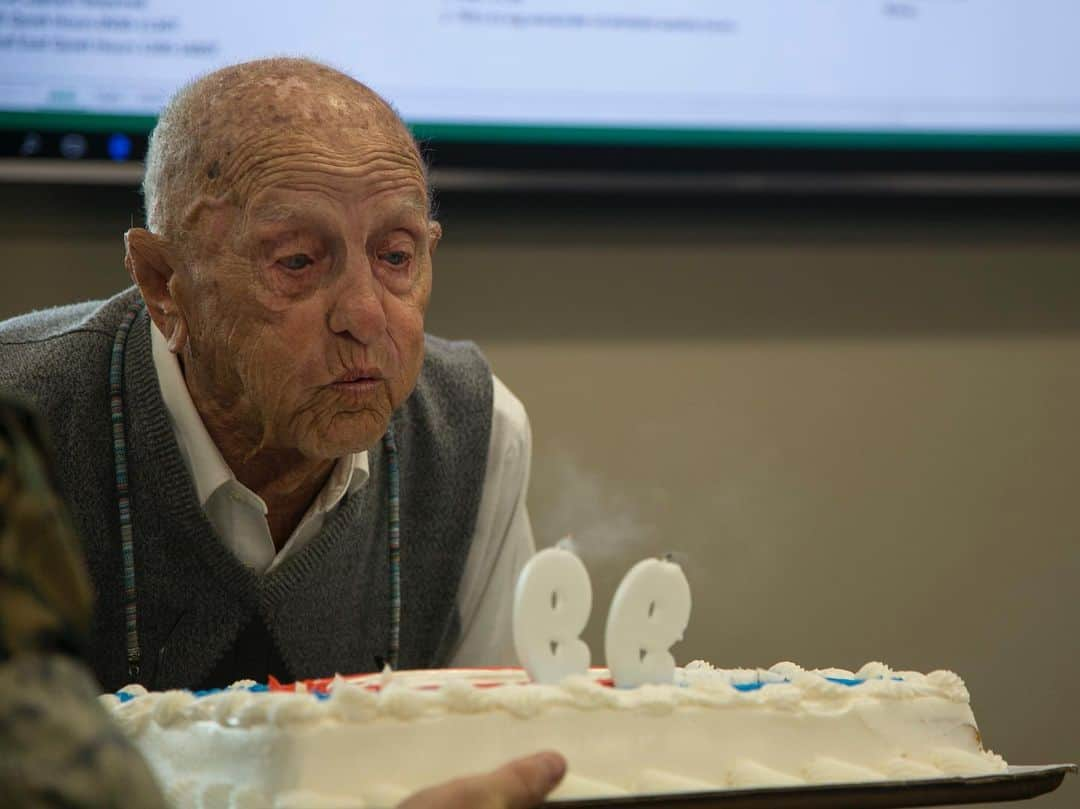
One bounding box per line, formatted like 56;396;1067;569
545;764;1076;808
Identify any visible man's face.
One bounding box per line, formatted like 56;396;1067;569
176;129;438;460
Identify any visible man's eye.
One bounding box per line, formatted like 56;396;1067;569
278;254;314;271
381;251;411;268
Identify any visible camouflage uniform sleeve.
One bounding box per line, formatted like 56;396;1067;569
0;653;167;809
0;393;167;808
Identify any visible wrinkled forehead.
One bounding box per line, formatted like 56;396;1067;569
195;78;430;220
241;173;430;238
232;133;427;211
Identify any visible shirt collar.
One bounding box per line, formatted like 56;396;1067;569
150;323;369;510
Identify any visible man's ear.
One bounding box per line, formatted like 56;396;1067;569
427;220;442;257
124;228;189;353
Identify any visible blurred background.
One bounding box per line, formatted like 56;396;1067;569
1;2;1078;807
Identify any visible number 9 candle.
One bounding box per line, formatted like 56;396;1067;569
513;546;592;683
604;557;691;688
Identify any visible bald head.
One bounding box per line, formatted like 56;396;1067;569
143;57;427;240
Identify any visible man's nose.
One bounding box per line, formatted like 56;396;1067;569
327;254;388;343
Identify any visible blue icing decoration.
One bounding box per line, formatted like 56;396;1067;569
730;674;873;692
190;683;277;698
733;681;765;692
114;682;274;702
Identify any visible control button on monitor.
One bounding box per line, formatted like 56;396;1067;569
59;133;88;160
19;132;44;157
108;133;132;161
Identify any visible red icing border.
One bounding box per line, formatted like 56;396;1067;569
268;668;615;694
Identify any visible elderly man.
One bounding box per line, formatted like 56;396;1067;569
0;58;535;697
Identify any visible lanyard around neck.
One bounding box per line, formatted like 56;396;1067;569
109;302;401;683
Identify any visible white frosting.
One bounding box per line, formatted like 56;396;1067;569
884;756;945;780
926;669;972;703
729;758;805;787
150;690;196;727
927;747;1008;775
856;661;894;679
359;784;410;807
633;769;719;793
804;756;884;783
107;662;1007;808
550;773;628;799
274;790;363;808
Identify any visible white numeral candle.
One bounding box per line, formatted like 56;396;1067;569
604;557;692;688
513;547;592;683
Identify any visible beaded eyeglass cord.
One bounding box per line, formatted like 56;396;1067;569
110;302;402;683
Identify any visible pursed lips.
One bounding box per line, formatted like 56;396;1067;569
330;369;385;398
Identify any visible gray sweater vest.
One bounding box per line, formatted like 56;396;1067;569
0;288;492;693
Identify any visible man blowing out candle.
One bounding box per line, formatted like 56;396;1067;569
0;57;565;807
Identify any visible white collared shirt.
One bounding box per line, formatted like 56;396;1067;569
150;325;534;667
